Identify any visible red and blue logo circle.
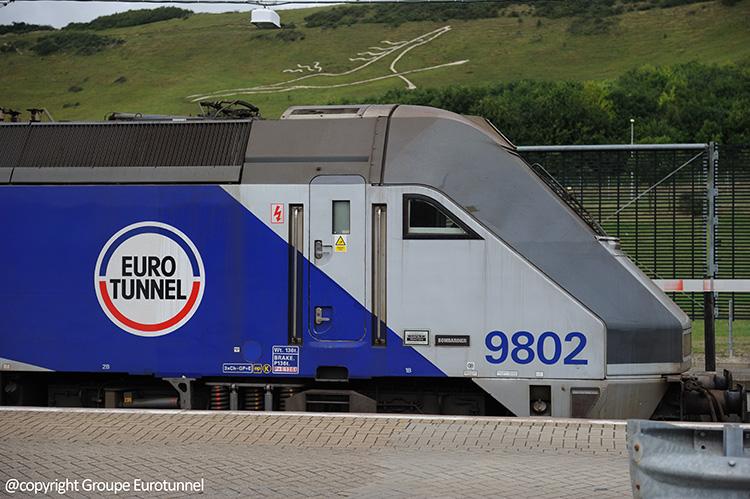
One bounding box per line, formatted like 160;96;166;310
94;222;205;337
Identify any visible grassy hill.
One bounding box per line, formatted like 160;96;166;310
1;0;749;120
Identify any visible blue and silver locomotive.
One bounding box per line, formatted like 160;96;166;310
0;105;744;420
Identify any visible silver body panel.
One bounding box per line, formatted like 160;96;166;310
377;185;606;380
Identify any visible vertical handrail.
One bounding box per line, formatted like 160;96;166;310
289;205;304;344
372;205;387;345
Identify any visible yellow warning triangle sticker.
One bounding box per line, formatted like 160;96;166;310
335;236;346;247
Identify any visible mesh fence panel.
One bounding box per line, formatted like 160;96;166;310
520;146;730;319
716;145;750;319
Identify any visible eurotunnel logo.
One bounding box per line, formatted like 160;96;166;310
94;222;205;337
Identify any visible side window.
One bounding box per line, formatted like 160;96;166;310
332;200;350;234
403;194;481;239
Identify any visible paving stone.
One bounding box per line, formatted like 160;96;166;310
0;409;630;498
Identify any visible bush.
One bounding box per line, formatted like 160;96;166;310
337;63;750;145
304;0;712;29
32;32;124;56
0;39;30;53
0;22;54;36
530;0;704;18
303;6;372;29
304;3;503;29
276;29;305;42
64;7;191;31
567;16;618;36
255;28;306;42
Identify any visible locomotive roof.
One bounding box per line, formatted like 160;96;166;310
0;105;513;185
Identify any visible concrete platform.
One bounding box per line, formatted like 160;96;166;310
0;408;630;498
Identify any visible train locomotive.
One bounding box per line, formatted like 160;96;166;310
0;104;746;420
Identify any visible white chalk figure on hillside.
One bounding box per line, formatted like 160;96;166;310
283;62;322;73
187;26;468;101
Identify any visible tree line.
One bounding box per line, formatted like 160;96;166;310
0;7;191;35
340;62;750;145
0;8;194;56
302;0;737;29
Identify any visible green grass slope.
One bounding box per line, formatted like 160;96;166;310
1;0;749;120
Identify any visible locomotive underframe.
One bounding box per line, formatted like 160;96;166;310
2;371;746;422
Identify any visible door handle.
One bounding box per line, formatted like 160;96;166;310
315;307;330;325
314;239;324;259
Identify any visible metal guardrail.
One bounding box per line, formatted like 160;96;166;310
628;419;750;498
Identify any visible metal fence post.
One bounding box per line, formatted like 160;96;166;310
704;290;716;371
728;298;734;358
705;142;719;371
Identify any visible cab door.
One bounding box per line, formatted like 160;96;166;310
308;176;367;341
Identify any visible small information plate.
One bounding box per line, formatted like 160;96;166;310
435;335;470;347
403;330;429;346
222;363;254;374
272;345;300;374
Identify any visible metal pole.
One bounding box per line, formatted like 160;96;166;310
707;143;718;280
705;142;718;372
704;289;716;372
630;118;635;145
728;298;734;358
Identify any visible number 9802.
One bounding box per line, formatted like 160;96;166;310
484;330;588;366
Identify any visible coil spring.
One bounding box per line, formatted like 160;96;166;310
278;386;300;411
243;387;264;411
209;385;229;410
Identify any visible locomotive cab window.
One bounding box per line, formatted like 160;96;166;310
403;194;480;239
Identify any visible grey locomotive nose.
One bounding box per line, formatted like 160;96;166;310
382;106;689;371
